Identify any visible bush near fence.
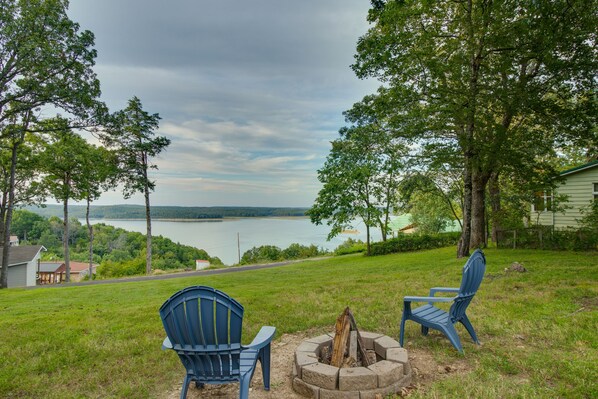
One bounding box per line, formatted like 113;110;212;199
497;226;598;251
369;232;461;256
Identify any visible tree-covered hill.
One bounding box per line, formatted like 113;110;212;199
11;210;222;277
25;204;309;220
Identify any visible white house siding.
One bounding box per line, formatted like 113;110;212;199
535;211;553;227
1;246;45;287
26;260;37;286
7;264;26;288
537;166;598;228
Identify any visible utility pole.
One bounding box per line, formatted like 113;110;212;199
237;232;241;264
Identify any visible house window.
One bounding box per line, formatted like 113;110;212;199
594;183;598;201
533;191;552;212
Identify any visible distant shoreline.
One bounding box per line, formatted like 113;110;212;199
87;216;310;222
26;204;309;220
89;217;225;223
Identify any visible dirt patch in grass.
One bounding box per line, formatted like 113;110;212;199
576;296;598;312
406;348;472;393
163;332;474;399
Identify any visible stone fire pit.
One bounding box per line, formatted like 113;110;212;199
292;332;412;399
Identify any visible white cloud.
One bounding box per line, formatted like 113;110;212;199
67;0;378;207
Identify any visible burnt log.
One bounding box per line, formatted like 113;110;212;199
330;307;372;367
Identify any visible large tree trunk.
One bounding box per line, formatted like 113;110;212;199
380;180;394;242
458;162;472;258
470;169;489;249
365;224;371;256
0;192;8;288
144;181;152;274
489;171;501;243
63;197;71;282
378;211;388;242
0;140;20;288
458;0;484;258
86;197;94;280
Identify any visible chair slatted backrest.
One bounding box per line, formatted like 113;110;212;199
450;249;486;322
160;286;244;382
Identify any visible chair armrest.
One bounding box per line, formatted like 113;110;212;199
404;296;456;303
162;336;173;350
429;287;460;296
244;326;276;351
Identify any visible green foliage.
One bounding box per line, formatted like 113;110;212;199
351;0;597;251
0;126;46;212
38;120;93;203
408;191;455;234
103;96;170;198
36;230;61;254
308;124;406;251
369;232;462;256
497;227;598;251
0;0;104;125
240;243;328;265
578;200;598;230
11;210;46;240
281;243;323;260
398;171;462;235
240;245;282;265
97;256;145;278
333;238;366;256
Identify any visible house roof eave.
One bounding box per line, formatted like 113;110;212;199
560;160;598;177
0;245;47;267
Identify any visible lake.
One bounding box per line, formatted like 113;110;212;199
85;217;382;266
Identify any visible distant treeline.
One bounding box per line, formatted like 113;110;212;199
25;205;309;220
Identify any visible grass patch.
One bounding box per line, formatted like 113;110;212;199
0;247;596;398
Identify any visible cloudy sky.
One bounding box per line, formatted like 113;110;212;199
67;0;378;207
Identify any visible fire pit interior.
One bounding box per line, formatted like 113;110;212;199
293;307;412;399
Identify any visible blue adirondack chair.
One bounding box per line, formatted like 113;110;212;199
159;286;276;399
399;249;486;353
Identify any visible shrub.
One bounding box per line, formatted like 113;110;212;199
97;256;145;278
334;238;366;256
369;232;461;256
240;243;329;265
240;245;283;265
497;226;598;251
578;200;598;229
281;243;327;260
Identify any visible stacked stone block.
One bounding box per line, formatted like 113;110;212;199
292;332;412;399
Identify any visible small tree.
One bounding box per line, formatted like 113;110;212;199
78;145;119;280
38;118;91;282
308;124;404;254
103;97;170;274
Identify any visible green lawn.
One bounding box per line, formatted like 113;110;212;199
0;247;596;398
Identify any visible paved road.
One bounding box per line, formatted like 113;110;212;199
27;256;330;289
